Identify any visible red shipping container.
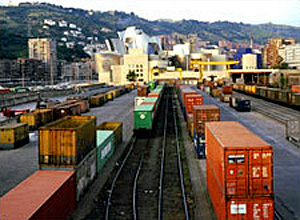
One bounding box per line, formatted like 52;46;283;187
181;90;197;105
291;85;300;93
137;85;149;97
148;93;160;98
206;121;273;197
222;85;233;94
193;105;220;136
207;161;274;220
184;94;203;113
0;170;76;220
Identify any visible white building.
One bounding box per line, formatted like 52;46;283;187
284;44;300;69
242;54;257;70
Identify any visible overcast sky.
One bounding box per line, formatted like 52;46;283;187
2;0;300;27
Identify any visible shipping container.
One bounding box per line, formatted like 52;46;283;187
193;105;220;136
90;94;107;107
134;104;155;130
0;170;76;220
220;94;231;103
34;108;54;125
211;88;221;97
0;123;29;149
291;85;300;93
20;112;41;130
135;97;146;107
186;113;194;137
96;122;123;147
184;94;203;113
207;162;274;220
74;100;90;113
106;91;114;101
76;148;97;201
206;121;273;197
96;130;115;174
137;85;149;97
181;90;198;106
222;85;233;94
39;116;96;168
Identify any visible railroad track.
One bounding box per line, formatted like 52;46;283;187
158;89;189;220
97;87;190;220
233;91;300;123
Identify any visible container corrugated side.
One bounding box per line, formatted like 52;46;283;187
39;116;96;168
96;130;115;173
76;148;97;201
207;161;274;220
0;123;29;149
96;122;122;147
206;121;273;197
0;170;76;220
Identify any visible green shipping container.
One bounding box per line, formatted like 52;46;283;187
134;104;155;130
96;130;115;174
143;97;159;103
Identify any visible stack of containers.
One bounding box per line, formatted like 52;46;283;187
206;121;274;220
184;94;203;137
39;115;97;201
220;85;233;103
180;88;197;120
193;105;220;158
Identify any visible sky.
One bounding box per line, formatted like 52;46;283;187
2;0;300;27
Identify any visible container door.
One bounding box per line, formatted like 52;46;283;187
225;151;248;196
249;149;273;195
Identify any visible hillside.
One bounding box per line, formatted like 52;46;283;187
0;2;299;60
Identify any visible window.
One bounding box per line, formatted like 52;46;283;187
136;64;139;68
140;74;143;77
136;69;139;72
139;78;143;82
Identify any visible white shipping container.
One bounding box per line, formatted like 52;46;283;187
134;97;146;107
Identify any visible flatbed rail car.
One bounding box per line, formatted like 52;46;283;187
233;84;300;109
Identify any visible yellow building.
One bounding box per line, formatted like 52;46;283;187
123;48;149;84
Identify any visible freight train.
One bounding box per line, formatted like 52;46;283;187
233;84;300;108
133;83;165;133
0;117;123;219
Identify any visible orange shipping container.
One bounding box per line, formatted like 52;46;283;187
186;114;194;137
291;85;300;93
207;161;274;220
184;94;203;113
193;105;220;136
206;121;273;197
181;90;198;106
0;170;76;220
222;85;233;94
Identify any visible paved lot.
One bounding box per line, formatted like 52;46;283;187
0;90;136;198
196;88;300;219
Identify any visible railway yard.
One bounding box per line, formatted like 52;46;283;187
0;82;300;220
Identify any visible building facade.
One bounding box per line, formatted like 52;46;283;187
28;38;57;84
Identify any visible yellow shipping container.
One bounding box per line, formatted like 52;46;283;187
39;116;96;168
20;113;41;130
0;123;29;149
106;91;114;101
34;109;54;125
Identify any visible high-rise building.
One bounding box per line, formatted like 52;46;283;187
262;38;296;68
28;38;57;84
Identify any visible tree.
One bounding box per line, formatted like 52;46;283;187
126;70;137;82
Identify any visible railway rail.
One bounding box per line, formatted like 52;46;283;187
89;87;190;220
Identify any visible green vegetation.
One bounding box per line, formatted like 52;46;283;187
126;70;138;82
0;3;299;60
